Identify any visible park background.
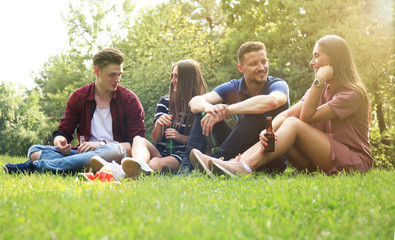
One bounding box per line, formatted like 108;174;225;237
0;0;393;169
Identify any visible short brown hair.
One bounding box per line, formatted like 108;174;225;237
93;48;124;69
237;41;266;65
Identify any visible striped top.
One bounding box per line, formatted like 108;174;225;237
154;96;188;162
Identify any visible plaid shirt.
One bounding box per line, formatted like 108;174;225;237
53;82;145;146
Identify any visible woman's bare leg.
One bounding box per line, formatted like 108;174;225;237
242;117;334;172
285;146;317;172
131;136;162;163
148;156;180;173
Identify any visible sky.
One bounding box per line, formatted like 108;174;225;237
0;0;162;89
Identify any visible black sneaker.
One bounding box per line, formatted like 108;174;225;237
177;165;192;176
3;161;37;174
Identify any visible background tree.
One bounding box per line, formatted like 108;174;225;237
116;0;224;139
0;82;52;156
1;0;393;168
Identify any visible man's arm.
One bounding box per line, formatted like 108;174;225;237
189;91;224;114
228;91;287;115
189;91;230;136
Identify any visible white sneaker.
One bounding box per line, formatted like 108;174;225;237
121;157;155;179
90;155;110;172
109;160;126;181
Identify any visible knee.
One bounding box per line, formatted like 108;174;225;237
133;135;146;145
133;135;143;142
148;158;160;171
283;116;302;127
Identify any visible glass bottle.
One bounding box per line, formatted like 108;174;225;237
166;123;175;155
201;112;219;152
264;116;275;152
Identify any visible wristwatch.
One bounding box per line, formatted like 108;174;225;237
313;78;324;88
99;141;106;146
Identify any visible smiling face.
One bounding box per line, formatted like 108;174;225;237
309;44;330;75
238;50;269;84
170;65;178;92
95;64;123;92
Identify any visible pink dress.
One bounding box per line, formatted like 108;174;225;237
303;85;373;174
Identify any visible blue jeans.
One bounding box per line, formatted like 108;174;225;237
28;142;127;173
180;114;287;173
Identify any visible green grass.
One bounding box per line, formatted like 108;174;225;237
0;155;394;240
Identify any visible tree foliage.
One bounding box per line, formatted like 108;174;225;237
2;0;393;168
0;82;53;156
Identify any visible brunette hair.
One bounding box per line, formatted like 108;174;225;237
169;59;208;133
93;48;124;69
316;35;371;123
237;41;266;65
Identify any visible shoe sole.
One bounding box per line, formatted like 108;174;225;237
190;149;215;179
90;156;109;172
211;161;237;178
123;157;155;174
3;165;9;174
121;159;142;179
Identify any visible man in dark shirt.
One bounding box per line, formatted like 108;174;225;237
179;41;289;176
4;48;145;174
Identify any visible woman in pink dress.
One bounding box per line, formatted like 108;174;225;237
191;35;373;176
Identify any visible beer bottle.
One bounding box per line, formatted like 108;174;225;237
201;112;219;152
264;116;275;152
166;123;175;155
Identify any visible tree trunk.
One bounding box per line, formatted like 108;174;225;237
374;93;390;145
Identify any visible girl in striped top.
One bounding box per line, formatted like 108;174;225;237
123;59;208;175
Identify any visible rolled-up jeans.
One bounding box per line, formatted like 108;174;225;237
27;142;127;173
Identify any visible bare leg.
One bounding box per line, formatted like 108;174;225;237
285;146;317;172
131;136;162;163
120;142;132;157
148;156;180;173
242;117;334;172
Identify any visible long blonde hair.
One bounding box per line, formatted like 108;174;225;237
169;59;209;134
317;35;371;123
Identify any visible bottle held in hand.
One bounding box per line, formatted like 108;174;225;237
264;116;275;152
166;123;175;155
201;112;219;152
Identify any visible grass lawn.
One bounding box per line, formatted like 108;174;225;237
0;155;394;240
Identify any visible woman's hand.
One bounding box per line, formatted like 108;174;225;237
316;65;334;83
155;114;172;127
259;129;278;152
165;128;188;144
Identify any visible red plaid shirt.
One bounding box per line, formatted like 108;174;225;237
53;82;145;146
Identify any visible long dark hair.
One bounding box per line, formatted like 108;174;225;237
169;59;208;134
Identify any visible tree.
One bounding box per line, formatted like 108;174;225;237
116;0;224;140
0;82;52;156
220;0;394;167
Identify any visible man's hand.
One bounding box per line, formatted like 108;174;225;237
201;104;229;136
54;136;71;155
77;142;101;153
204;104;229;120
200;112;220;136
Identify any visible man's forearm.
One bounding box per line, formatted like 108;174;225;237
189;95;212;114
228;95;283;115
